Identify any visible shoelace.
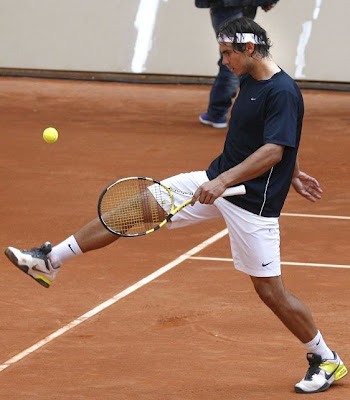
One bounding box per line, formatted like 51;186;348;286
305;358;322;379
30;243;52;256
24;243;51;260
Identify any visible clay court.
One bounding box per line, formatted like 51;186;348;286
0;76;349;399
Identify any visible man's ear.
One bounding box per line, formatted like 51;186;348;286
245;42;255;55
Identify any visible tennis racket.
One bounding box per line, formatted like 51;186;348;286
98;177;246;237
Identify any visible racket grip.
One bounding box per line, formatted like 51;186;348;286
222;185;246;197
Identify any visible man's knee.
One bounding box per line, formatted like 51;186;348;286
250;276;285;309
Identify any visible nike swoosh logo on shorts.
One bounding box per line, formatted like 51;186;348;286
262;261;273;267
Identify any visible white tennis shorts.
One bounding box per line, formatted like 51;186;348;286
160;171;281;278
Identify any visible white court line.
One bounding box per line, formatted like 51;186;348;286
281;212;350;220
189;257;350;269
0;229;229;373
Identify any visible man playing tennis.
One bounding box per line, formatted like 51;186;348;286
4;17;347;394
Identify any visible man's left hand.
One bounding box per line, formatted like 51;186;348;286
292;171;323;202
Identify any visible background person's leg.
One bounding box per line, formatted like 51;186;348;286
200;6;242;127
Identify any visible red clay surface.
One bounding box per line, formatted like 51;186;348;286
0;77;349;399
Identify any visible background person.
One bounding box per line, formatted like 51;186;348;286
195;0;279;128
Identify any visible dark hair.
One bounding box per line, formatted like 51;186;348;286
217;17;271;58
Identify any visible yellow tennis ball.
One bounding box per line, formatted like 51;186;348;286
43;127;58;143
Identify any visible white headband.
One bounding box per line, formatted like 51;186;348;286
217;33;265;45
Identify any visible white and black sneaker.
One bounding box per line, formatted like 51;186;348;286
4;242;59;288
295;352;348;394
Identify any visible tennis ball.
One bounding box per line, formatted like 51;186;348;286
43;127;58;143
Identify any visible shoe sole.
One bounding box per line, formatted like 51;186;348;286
4;248;51;288
199;116;227;129
295;382;330;394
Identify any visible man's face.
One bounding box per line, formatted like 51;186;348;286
219;42;251;77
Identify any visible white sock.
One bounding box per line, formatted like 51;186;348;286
304;330;334;360
48;235;83;267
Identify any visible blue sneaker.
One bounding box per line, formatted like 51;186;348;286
199;112;227;129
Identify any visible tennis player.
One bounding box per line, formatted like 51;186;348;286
4;17;347;394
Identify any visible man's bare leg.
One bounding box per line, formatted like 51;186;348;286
250;275;317;343
74;216;120;253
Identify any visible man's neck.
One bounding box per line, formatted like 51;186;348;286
250;58;281;81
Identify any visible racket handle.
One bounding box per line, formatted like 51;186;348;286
222;185;246;197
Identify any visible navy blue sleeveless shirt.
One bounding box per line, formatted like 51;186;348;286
207;70;303;217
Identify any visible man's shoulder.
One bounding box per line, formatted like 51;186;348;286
272;71;301;94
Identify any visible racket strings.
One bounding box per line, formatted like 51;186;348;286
100;180;169;235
